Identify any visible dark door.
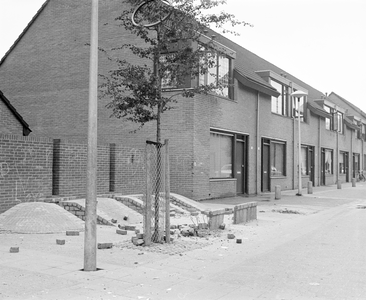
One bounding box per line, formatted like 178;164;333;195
321;150;326;185
353;154;359;179
309;147;315;184
262;140;270;192
345;153;349;182
235;138;246;194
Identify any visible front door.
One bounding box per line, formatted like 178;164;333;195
321;149;326;185
353;154;359;179
309;147;315;184
235;138;246;194
345;153;349;182
262;139;270;192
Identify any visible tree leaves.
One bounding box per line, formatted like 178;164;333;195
99;0;250;140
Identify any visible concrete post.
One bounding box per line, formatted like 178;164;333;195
337;180;342;189
352;178;356;187
307;181;313;194
84;0;99;272
275;185;281;200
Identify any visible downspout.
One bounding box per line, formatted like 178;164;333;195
256;91;260;194
350;130;353;179
336;130;339;183
290;83;295;190
293;112;296;190
362;129;364;173
318;117;321;186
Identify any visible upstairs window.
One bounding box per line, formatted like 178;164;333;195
324;105;333;130
336;112;344;134
199;52;232;98
271;79;289;116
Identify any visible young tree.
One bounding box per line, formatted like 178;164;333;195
99;0;251;143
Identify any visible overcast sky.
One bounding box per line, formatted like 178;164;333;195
1;0;365;112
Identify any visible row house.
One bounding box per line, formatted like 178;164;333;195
0;0;365;201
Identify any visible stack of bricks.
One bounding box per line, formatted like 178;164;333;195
233;202;257;224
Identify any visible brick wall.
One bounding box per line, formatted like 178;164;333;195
52;140;111;197
0;134;148;213
0;134;53;213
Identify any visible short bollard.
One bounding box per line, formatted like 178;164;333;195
275;185;281;200
337;180;342;189
352;178;356;187
307;181;313;194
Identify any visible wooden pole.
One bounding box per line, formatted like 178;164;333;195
164;139;170;243
144;144;152;246
84;0;98;272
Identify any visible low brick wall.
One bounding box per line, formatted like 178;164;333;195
114;196;144;214
233;202;257;224
58;201;113;225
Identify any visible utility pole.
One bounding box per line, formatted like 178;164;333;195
84;0;98;272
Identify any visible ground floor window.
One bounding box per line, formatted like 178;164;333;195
339;152;347;174
323;148;333;174
270;140;286;177
301;146;308;175
353;153;360;178
210;131;233;178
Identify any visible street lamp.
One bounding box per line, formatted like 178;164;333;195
291;90;308;196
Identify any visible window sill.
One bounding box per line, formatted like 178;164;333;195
162;88;235;101
210;178;237;182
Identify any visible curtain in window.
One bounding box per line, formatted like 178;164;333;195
339;153;344;174
217;56;229;97
210;132;232;178
325;150;332;174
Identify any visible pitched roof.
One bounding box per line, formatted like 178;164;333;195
0;0;50;66
0;90;32;136
329;92;366;119
213;33;326;103
0;0;328;105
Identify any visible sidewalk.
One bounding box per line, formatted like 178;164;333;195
1;182;366;299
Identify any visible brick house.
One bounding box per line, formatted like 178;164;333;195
0;0;365;202
0;90;31;136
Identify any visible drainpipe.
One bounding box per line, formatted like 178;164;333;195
290;83;295;190
256;92;260;194
318;117;321;186
350;130;353;179
336;130;339;183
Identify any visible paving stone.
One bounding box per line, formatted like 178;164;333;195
227;233;235;239
66;231;80;236
116;229;127;235
97;243;113;249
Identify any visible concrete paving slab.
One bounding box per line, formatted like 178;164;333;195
1;182;366;299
